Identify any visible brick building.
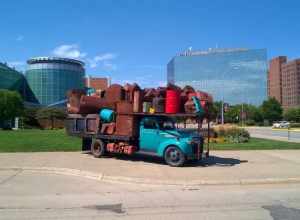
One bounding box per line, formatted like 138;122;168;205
281;59;300;109
268;56;287;104
268;56;300;109
85;76;109;91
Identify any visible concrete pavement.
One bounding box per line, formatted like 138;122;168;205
1;150;300;186
246;127;300;143
1;169;300;219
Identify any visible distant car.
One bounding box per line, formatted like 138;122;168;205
272;121;290;128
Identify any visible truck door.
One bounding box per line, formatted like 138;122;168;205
139;118;159;152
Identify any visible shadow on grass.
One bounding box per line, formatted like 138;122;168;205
83;151;247;167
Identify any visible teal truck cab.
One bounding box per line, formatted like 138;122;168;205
66;113;208;167
138;116;203;166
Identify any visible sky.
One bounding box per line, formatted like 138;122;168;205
1;0;300;87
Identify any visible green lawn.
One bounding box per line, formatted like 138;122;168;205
212;138;300;150
0;129;299;152
0;129;81;152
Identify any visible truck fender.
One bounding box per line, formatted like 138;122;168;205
157;140;182;157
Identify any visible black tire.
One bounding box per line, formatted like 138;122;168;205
82;137;92;151
91;139;106;158
164;146;186;167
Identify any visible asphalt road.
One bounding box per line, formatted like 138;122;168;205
1;169;300;220
246;127;300;143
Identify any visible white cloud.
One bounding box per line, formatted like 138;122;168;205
88;53;117;69
16;35;24;41
51;44;117;71
52;44;87;59
103;62;117;71
94;53;117;62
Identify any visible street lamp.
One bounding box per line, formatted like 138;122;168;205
220;66;239;125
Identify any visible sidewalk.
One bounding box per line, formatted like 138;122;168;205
1;150;300;186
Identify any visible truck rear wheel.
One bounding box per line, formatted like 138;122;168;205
164;146;185;167
91;139;106;158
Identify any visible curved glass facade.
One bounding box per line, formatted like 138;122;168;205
0;63;37;103
26;57;85;106
167;48;267;105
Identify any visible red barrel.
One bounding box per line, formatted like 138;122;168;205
200;100;206;108
165;89;180;113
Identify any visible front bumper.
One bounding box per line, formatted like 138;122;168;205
186;140;209;160
187;151;209;160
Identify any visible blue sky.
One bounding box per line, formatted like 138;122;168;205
1;0;299;87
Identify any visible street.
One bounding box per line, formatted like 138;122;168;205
1;169;300;220
246;127;300;143
1;151;300;219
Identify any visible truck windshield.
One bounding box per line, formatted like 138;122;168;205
158;120;175;130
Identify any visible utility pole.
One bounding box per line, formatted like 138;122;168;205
241;103;244;127
221;99;224;125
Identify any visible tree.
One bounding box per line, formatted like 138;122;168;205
22;107;41;128
243;104;263;123
0;89;24;125
209;101;222;122
261;98;283;123
251;107;263;123
36;107;66;129
283;108;300;122
224;105;240;123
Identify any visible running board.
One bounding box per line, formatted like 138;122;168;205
135;150;158;157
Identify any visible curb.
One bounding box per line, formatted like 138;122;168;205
1;166;300;187
272;128;300;132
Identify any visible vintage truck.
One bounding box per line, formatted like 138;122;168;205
65;112;209;167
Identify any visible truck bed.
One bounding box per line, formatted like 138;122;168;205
65;114;136;141
122;112;202;118
65;112;203;141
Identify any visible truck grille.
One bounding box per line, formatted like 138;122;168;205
192;142;199;154
191;137;203;155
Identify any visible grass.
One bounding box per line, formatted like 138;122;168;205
0;129;81;152
0;129;299;152
212;137;300;150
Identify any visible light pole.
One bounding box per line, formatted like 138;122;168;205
220;70;227;125
221;97;224;124
219;66;238;125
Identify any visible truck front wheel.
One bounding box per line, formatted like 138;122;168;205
164;146;186;167
91;139;106;158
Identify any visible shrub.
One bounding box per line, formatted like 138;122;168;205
36;107;66;129
290;123;300;128
283;108;300;123
213;125;250;143
21;107;41;128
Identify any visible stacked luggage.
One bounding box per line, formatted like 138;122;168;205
66;83;213;137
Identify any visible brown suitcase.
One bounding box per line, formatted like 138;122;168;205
105;84;125;103
116;101;133;114
115;115;137;137
86;114;100;134
133;90;143;112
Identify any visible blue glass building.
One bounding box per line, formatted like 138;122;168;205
167;48;268;105
26;57;85;106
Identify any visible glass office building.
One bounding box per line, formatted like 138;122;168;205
26;57;85;106
0;62;37;103
167;48;268;105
